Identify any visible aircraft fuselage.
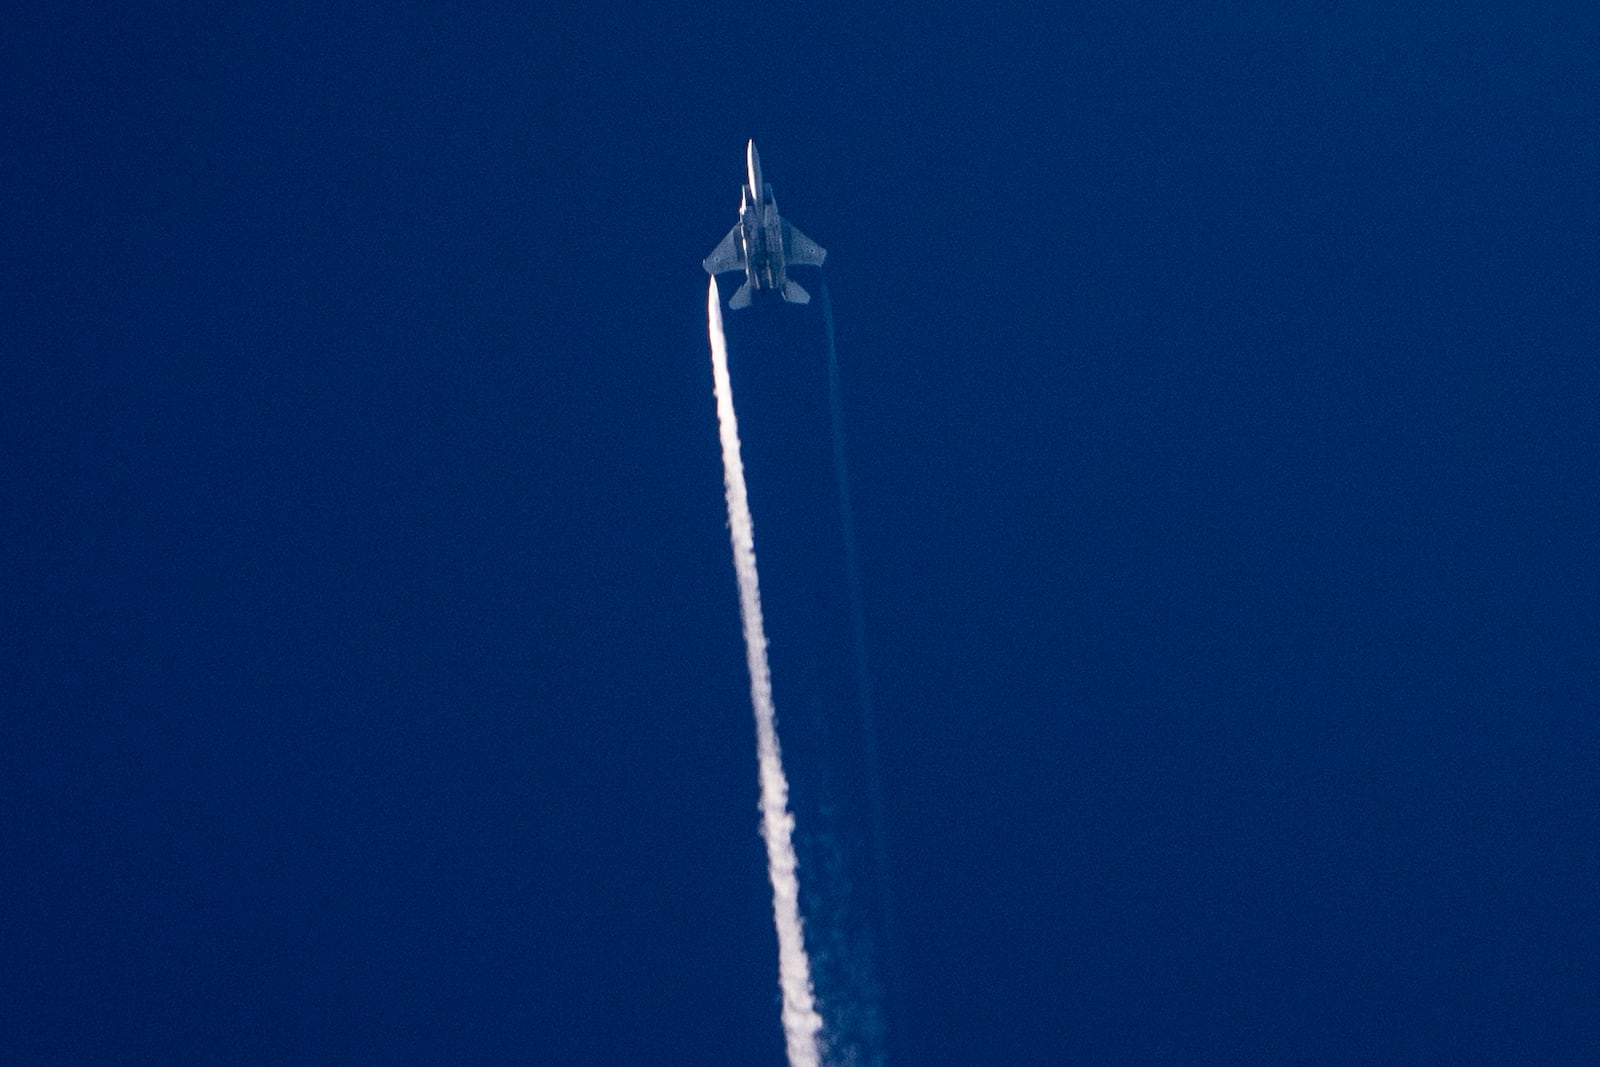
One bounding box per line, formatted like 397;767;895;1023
704;141;827;309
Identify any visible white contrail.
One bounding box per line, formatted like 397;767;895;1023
821;282;893;1066
707;276;825;1067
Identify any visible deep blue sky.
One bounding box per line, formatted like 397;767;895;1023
5;5;1596;1064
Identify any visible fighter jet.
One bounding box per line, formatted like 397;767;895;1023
703;140;826;309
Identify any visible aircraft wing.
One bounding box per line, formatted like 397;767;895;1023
782;221;827;268
703;225;745;275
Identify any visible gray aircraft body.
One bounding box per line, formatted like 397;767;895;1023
703;140;826;309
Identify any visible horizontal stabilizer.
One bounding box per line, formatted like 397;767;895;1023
781;280;811;305
729;281;756;309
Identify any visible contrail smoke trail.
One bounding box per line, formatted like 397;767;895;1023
821;284;889;908
707;276;825;1067
823;282;898;1064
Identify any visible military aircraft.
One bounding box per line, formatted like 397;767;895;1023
703;140;826;309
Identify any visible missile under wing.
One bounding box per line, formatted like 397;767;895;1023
704;140;826;309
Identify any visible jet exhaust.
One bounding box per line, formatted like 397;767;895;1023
706;276;825;1067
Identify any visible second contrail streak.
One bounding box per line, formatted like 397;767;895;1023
707;276;825;1067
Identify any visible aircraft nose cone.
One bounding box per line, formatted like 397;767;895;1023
744;140;763;201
